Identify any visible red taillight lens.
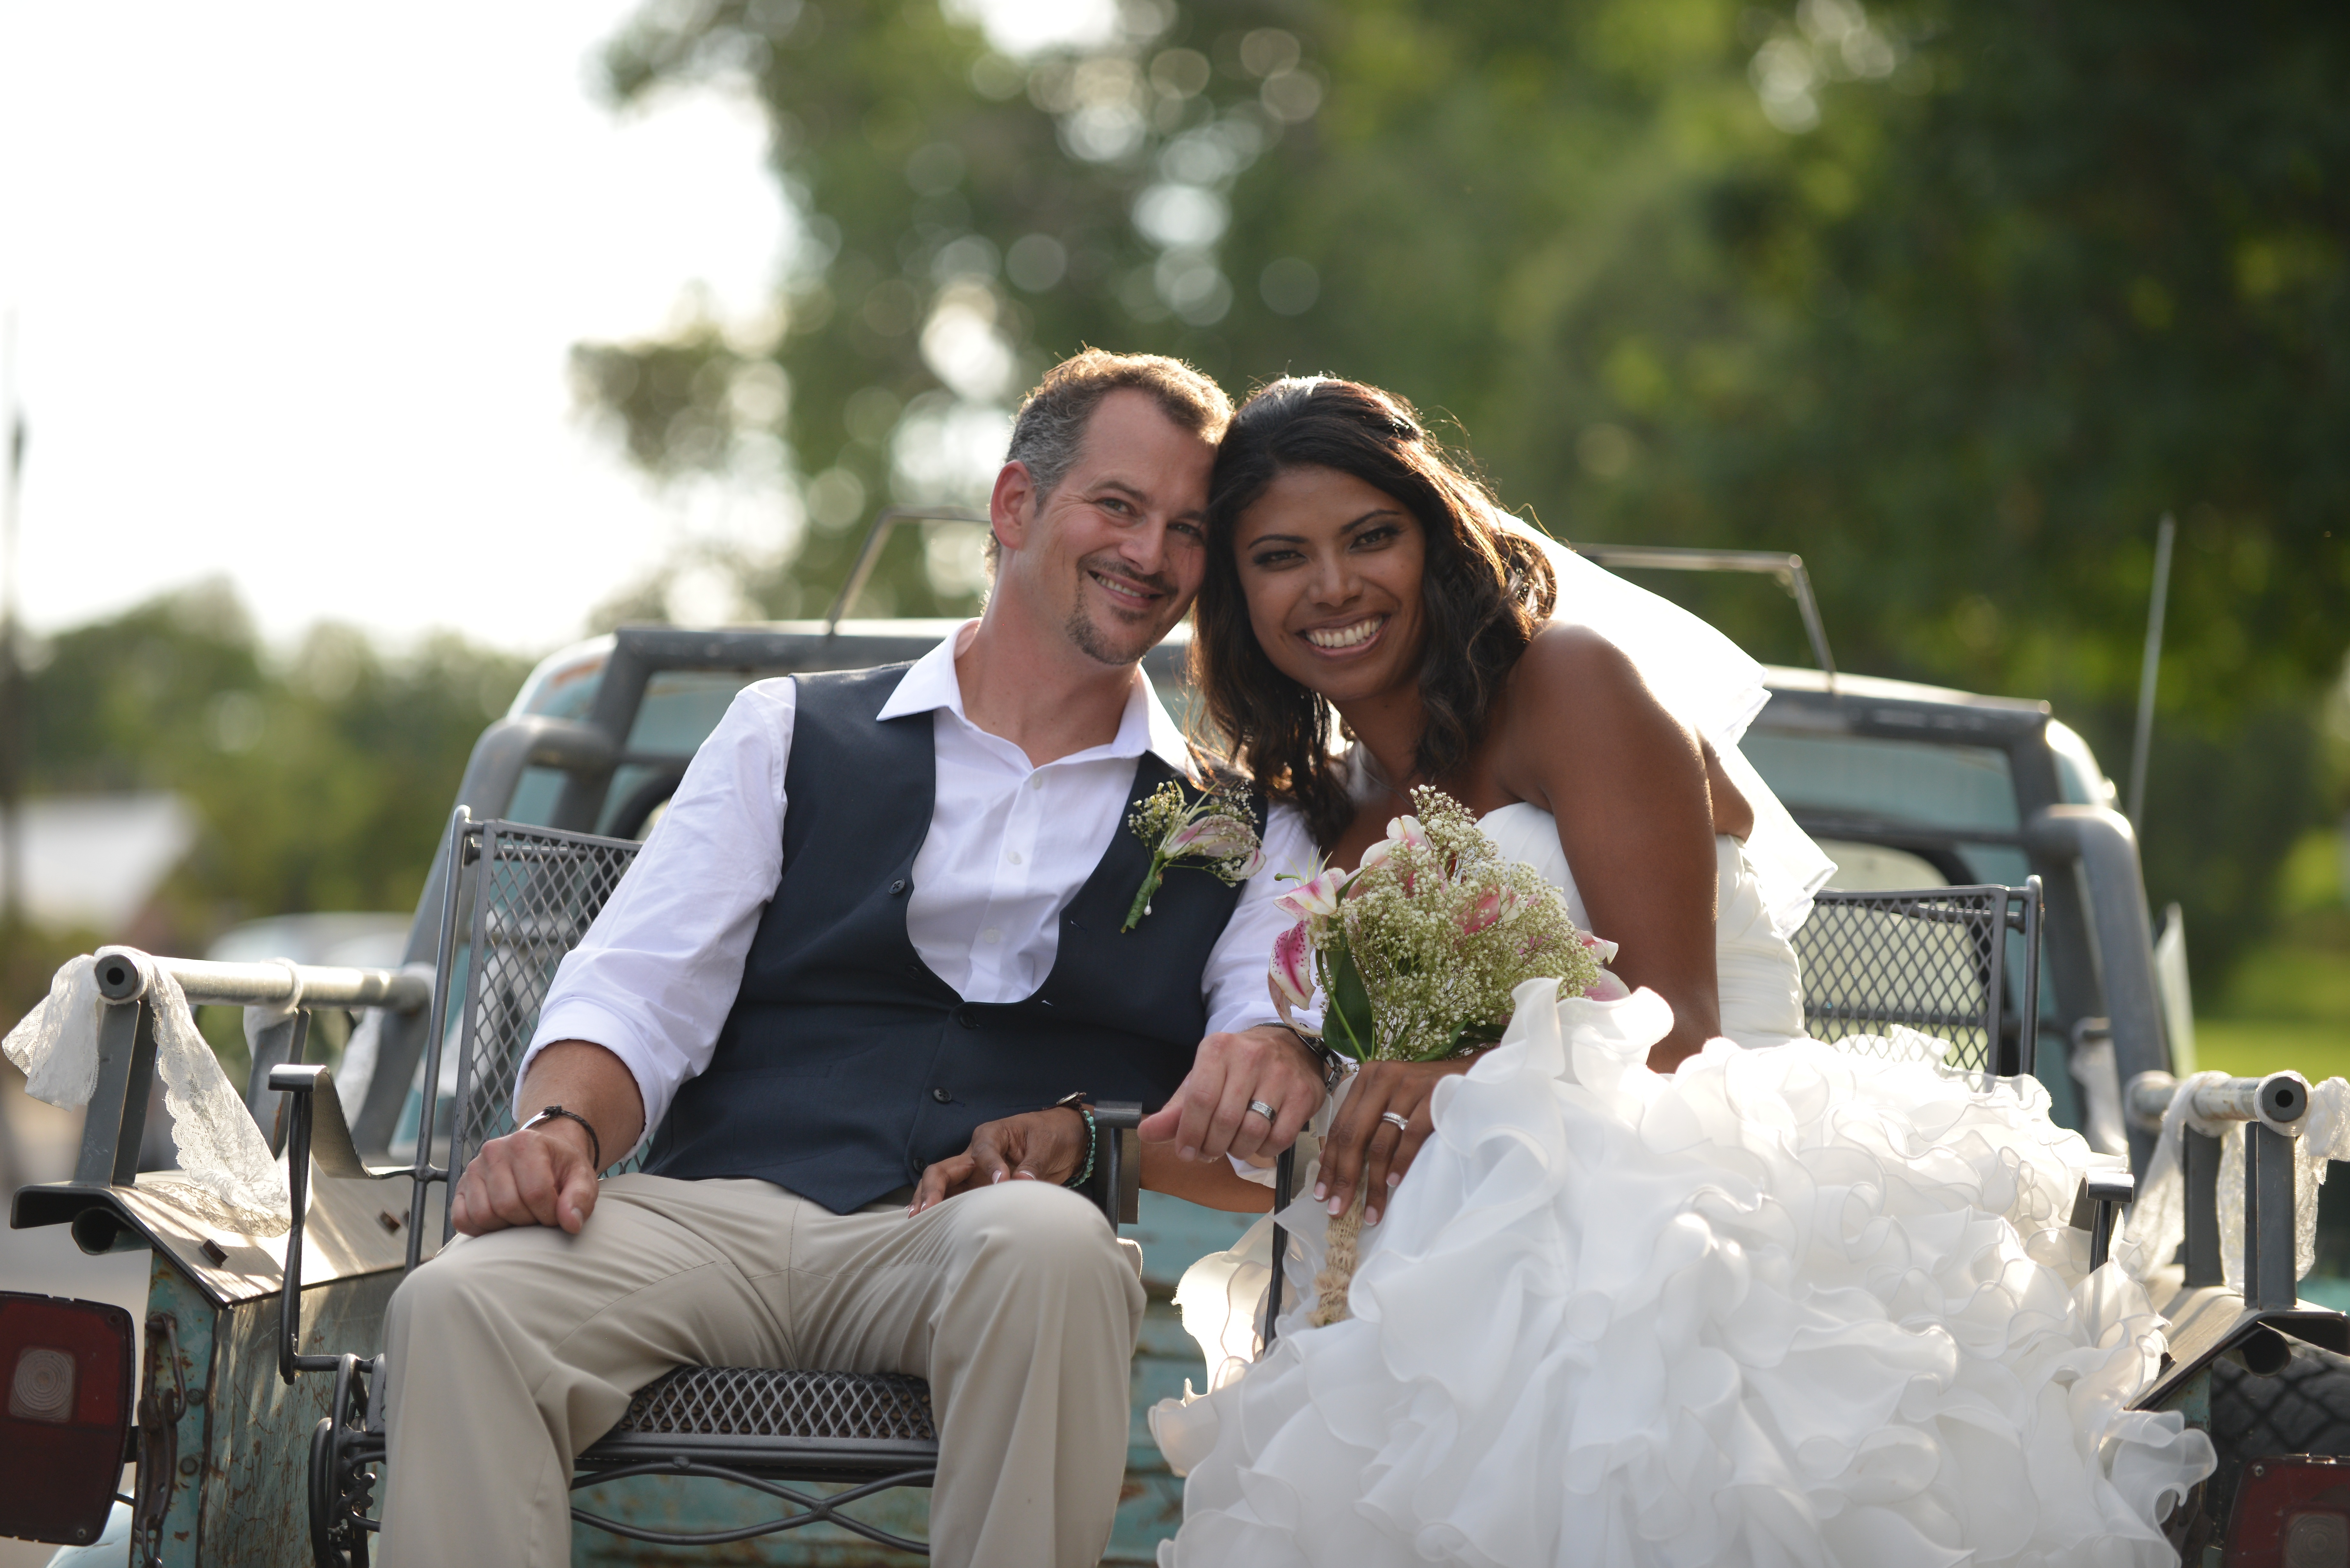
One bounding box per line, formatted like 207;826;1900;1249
0;1293;134;1546
2226;1454;2350;1568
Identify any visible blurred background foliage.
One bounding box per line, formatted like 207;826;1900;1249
573;0;2348;996
11;581;530;956
5;0;2344;1031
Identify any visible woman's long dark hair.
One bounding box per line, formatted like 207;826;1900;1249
1192;377;1558;847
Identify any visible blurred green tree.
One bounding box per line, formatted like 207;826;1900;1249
22;582;532;944
574;0;2348;983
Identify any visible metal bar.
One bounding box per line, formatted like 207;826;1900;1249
2183;1128;2224;1287
1982;887;2009;1089
407;808;472;1275
2245;1122;2298;1310
823;506;989;633
89;944;430;1013
279;1077;312;1383
444;818;500;1249
76;999;158;1187
2194;1073;2310;1130
1264;1147;1293;1350
2125;513;2175;829
1574;544;1837;685
2017;876;2043;1078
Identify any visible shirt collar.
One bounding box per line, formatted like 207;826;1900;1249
876;622;1194;774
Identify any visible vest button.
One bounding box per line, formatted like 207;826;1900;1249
931;1087;951;1103
890;879;907;895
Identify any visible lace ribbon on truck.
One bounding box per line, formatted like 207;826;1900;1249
3;954;292;1236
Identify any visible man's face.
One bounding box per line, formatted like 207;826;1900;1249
993;388;1217;668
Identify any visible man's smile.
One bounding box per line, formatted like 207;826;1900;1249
1088;565;1166;611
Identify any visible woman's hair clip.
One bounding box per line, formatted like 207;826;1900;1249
1387;413;1418;440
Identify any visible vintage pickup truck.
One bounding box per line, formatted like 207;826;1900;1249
6;529;2345;1565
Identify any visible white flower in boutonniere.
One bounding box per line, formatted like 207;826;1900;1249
1123;780;1266;932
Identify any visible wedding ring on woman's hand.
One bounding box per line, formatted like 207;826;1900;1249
1380;1111;1411;1132
1247;1099;1277;1122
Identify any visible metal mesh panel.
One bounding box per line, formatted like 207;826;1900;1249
606;1368;938;1444
1792;885;2034;1076
448;821;642;1189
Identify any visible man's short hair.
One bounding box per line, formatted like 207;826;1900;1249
989;350;1232;563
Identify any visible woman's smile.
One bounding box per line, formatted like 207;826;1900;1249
1302;614;1388;653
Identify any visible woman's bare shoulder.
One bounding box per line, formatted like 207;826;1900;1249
1506;623;1659;718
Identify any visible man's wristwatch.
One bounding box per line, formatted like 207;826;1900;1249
1286;1029;1350;1094
521;1105;603;1173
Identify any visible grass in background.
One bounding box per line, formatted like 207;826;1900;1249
2194;828;2350;1082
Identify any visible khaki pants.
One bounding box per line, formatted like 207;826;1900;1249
375;1173;1145;1568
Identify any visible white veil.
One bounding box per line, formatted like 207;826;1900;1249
1495;515;1837;938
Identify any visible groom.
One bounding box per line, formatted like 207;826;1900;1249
373;349;1326;1568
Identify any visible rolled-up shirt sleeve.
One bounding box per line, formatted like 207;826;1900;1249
1200;802;1319;1038
519;678;796;1149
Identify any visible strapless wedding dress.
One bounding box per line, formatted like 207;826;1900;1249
1149;812;2213;1568
1476;805;1803;1050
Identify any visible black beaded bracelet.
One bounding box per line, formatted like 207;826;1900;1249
1051;1094;1097;1190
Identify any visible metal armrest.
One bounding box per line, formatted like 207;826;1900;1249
1089;1102;1142;1226
2070;1170;2136;1271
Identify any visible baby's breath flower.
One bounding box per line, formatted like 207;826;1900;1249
1309;787;1603;1063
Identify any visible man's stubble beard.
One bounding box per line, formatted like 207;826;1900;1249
1063;554;1181;668
1064;599;1156;668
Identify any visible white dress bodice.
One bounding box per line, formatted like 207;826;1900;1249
1475;802;1805;1050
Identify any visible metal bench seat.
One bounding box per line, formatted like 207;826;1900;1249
280;813;1144;1563
578;1366;940;1483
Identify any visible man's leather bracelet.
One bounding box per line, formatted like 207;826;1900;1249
521;1105;603;1173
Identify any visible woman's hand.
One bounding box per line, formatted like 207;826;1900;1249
1316;1058;1474;1225
908;1106;1088;1215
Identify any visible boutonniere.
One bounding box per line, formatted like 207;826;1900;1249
1123;780;1266;931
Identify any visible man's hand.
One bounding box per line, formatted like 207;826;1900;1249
1137;1024;1323;1169
451;1115;602;1236
451;1039;643;1238
908;1107;1091;1216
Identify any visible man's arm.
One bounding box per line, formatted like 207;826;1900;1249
511;679;796;1163
451;1040;646;1236
906;1104;1277;1216
1136;802;1330;1166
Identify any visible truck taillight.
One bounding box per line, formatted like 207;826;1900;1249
2227;1456;2350;1568
0;1293;134;1546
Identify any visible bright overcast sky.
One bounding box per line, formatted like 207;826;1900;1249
0;3;791;655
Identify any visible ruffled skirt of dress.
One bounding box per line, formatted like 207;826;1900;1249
1149;982;2213;1568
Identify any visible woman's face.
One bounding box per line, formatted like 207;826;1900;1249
1230;463;1427;707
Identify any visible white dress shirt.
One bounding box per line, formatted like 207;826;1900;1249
524;627;1316;1150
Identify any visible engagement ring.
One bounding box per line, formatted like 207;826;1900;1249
1380;1111;1410;1132
1247;1099;1277;1121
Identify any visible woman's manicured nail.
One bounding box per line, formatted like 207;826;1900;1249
1367;1208;1380;1225
1179;1146;1198;1162
1313;1183;1328;1201
1013;1171;1035;1180
1386;1173;1402;1188
991;1171;1004;1183
1328;1194;1345;1215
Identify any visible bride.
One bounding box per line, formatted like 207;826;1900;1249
1149;375;2214;1566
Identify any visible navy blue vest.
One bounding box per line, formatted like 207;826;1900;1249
643;665;1248;1213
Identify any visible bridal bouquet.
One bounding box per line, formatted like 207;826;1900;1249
1269;786;1622;1323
